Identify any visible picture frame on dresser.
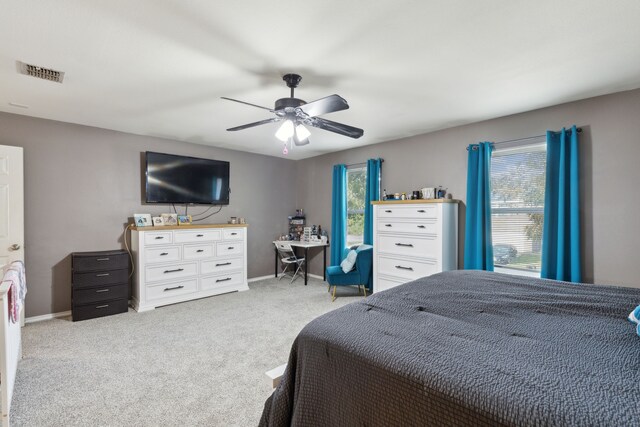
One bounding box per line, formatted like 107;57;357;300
130;224;248;312
372;200;458;293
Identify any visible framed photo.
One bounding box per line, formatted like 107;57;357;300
161;213;178;226
133;213;152;227
178;215;192;225
152;216;164;227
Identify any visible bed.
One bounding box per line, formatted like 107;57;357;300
259;270;640;426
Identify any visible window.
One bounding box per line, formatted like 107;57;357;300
346;166;366;247
490;139;546;276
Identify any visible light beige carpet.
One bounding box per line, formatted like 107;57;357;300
11;277;360;426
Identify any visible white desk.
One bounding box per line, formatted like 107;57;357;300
273;241;329;285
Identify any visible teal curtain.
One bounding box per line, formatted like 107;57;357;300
363;158;382;245
330;164;347;266
541;126;581;282
464;142;494;270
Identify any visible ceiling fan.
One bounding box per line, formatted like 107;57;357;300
222;74;363;154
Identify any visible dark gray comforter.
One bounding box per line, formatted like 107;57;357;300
259;270;640;426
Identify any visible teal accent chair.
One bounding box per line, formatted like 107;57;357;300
325;245;373;301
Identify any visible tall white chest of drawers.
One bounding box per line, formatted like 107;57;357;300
131;224;248;312
373;200;458;293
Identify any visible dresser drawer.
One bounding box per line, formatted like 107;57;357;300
183;244;214;260
145;246;181;264
73;251;129;272
72;298;128;321
174;230;221;243
144;231;173;245
145;262;197;283
223;228;244;240
377;205;438;219
201;257;243;275
216;242;243;257
73;268;129;288
73;283;128;305
377;255;439;281
378;234;439;258
375;275;407;293
146;278;198;301
377;219;439;235
200;271;244;291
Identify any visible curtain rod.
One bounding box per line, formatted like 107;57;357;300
346;159;384;167
467;128;582;150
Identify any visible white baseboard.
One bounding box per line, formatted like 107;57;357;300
25;310;72;324
248;274;276;283
249;273;325;283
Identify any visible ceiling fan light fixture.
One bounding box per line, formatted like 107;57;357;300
295;124;311;141
275;120;294;142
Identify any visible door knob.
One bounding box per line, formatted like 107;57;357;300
9;244;20;251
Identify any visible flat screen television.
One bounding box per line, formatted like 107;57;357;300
145;151;230;205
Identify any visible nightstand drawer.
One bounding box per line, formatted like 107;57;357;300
73;268;129;288
72;251;128;272
74;283;128;305
72;299;128;321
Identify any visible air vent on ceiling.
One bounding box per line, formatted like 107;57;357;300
17;61;65;83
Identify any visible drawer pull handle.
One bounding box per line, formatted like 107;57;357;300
417;225;426;229
96;273;110;277
385;224;392;227
216;277;232;283
164;268;184;274
95;289;110;293
417;210;426;213
160;252;169;256
164;285;184;292
96;258;110;261
196;249;204;253
228;247;234;250
395;243;414;247
155;236;164;240
216;262;232;267
196;234;204;237
395;265;414;271
95;304;109;309
385;210;392;213
231;232;238;235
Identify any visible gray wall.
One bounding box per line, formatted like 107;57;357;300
296;88;640;288
0;113;297;317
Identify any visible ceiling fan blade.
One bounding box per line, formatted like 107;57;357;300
297;94;349;117
221;97;274;112
226;117;280;131
308;117;364;139
293;135;310;146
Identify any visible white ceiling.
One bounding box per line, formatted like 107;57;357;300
1;1;639;160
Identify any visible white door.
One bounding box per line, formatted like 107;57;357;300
0;145;24;267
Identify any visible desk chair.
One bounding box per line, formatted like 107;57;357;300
274;242;306;284
325;245;373;301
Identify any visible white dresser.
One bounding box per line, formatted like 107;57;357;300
373;200;458;293
131;224;248;312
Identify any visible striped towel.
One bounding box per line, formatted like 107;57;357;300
3;261;26;323
628;305;640;336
